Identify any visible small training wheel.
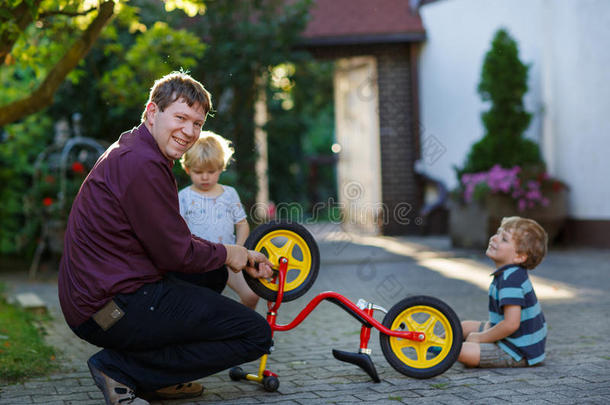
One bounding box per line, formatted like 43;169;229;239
244;221;320;302
229;366;246;381
262;375;280;392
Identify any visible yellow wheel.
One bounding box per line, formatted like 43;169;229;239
244;221;320;302
380;296;462;379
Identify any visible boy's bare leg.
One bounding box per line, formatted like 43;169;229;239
458;342;481;367
458;321;490;367
227;271;259;310
461;320;484;340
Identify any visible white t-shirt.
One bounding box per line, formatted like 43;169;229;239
178;185;247;244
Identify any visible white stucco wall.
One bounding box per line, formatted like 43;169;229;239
418;0;610;219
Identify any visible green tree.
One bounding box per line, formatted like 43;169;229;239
0;0;207;255
0;0;115;126
184;0;312;208
0;114;51;254
266;60;335;211
459;28;543;176
0;0;208;127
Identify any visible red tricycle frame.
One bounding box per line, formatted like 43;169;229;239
232;256;427;390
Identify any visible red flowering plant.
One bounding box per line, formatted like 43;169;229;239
459;164;567;212
38;161;88;215
23;159;91;252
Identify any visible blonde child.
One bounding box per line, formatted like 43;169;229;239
458;216;548;368
178;131;259;309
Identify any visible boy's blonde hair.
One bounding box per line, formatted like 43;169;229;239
501;216;548;270
180;131;234;171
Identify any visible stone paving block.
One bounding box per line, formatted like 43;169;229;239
369;381;421;393
564;381;610;392
22;381;57;390
0;397;33;405
535;393;585;404
436;377;485;388
254;392;320;403
0;385;29;398
525;376;589;387
415;396;497;405
579;374;610;383
87;390;104;400
32;392;91;403
192;396;264;405
437;385;482;398
417;394;474;404
77;377;95;386
5;386;58;398
55;385;94;396
32;401;64;405
588;386;610;396
381;377;432;390
491;399;549;405
294;397;362;405
362;400;417;405
577;396;610;405
282;382;354;394
353;390;422;401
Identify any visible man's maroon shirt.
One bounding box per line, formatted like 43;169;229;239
58;124;227;327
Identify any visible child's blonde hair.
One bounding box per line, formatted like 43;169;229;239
180;131;234;171
500;216;548;270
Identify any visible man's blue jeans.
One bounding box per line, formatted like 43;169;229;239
71;269;272;393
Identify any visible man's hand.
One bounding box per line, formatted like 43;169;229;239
244;250;274;279
224;245;273;278
224;244;249;272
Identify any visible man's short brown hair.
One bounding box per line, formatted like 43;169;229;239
501;216;548;269
141;71;212;122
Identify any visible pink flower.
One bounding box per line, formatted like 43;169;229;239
461;165;559;211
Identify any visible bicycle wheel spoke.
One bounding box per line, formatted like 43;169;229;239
403;314;418;331
415;344;428;362
277;238;295;259
427;335;446;346
421;316;436;335
393;337;416;350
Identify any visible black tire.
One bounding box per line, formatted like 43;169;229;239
262;375;280;392
229;366;245;381
380;296;462;379
244;221;320;302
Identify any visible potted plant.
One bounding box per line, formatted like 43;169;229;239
449;28;568;248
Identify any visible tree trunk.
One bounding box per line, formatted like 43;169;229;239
0;1;115;126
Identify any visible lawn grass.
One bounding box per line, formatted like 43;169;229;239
0;282;58;384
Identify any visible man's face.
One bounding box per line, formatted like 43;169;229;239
146;98;206;161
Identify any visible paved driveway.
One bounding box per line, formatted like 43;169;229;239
1;224;609;404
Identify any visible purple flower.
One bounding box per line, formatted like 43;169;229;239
461;165;559;211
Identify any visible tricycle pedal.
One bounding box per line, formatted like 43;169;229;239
332;349;381;383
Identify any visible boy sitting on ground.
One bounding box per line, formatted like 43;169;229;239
458;216;548;368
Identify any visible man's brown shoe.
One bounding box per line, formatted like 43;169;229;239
153;382;204;399
87;359;149;405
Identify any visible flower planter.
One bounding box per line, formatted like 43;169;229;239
449;189;568;249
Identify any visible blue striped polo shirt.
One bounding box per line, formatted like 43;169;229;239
489;264;547;365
